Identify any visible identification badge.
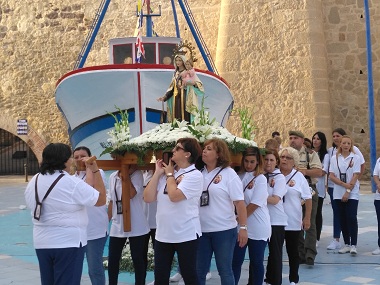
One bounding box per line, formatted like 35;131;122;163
116;200;123;214
339;173;347;183
34;202;42;220
200;191;209;207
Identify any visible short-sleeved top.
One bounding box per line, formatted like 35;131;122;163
327;146;365;188
297;146;322;185
283;169;312;231
316;153;330;198
24;170;100;249
373;158;380;201
329;152;361;200
155;164;203;243
75;170;109;240
240;172;271;241
142;170;157;229
109;170;150;238
200;166;243;232
265;168;287;226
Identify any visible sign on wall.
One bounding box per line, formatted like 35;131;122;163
17;119;28;135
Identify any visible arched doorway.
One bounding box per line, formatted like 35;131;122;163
0;129;39;175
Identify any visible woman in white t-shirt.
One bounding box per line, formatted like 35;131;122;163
280;147;312;285
144;138;203;285
108;165;150;285
196;138;248;285
24;143;106;285
310;132;329;246
329;135;361;254
372;157;380;255
232;147;271;285
73;146;109;285
263;148;287;285
326;128;365;250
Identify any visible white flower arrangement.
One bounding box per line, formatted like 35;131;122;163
235;107;257;141
101;101;257;160
103;241;162;273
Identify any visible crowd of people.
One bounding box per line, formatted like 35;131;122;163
24;126;380;285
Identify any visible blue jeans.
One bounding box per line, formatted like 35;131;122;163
335;199;359;246
232;241;247;284
36;246;85;285
197;228;237;285
375;200;380;247
328;187;341;238
86;235;107;285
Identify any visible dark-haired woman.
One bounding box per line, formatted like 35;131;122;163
263;149;287;285
326;128;365;250
311;132;329;247
232;147;270;285
196;138;248;285
24;143;106;285
73;146;108;285
144;138;203;285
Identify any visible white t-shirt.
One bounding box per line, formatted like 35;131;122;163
373;158;380;201
24;171;99;249
75;170;109;240
316;153;330;198
200;167;243;232
109;170;150;238
329;152;361;200
155;165;203;243
240;172;271;241
142;170;157;229
327;146;365;187
283;169;312;231
265;169;287;226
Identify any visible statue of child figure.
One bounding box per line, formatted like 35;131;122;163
180;59;196;88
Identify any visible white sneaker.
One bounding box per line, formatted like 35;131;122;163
290;282;298;285
147;281;155;285
178;280;185;285
350;245;357;254
338;244;351;254
372;247;380;255
206;272;212;280
169;273;183;282
327;239;341;250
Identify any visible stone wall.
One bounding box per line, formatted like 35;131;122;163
0;0;379;175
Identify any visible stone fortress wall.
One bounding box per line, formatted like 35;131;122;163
0;0;378;175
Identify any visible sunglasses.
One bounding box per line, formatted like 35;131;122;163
174;145;185;152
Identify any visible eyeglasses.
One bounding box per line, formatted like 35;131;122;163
174;145;185;152
280;155;294;160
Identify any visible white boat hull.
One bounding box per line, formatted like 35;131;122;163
55;64;234;158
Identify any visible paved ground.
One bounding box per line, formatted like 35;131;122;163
0;175;380;285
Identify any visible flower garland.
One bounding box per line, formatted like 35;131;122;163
101;103;257;159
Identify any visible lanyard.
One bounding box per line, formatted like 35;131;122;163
286;170;299;185
336;155;353;175
164;168;196;194
202;167;225;192
243;174;257;192
35;173;65;204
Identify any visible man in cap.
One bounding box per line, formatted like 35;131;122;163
288;130;323;266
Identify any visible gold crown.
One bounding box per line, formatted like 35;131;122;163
173;40;198;63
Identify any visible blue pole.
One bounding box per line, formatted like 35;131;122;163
177;0;214;72
78;0;111;68
171;0;181;38
364;0;377;192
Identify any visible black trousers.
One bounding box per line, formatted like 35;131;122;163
154;238;199;285
285;230;301;284
108;234;150;285
265;225;285;285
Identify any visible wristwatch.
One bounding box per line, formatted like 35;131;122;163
239;225;248;231
346;189;351;193
166;173;174;179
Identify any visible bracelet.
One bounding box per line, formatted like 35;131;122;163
92;169;100;174
166;174;174;179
